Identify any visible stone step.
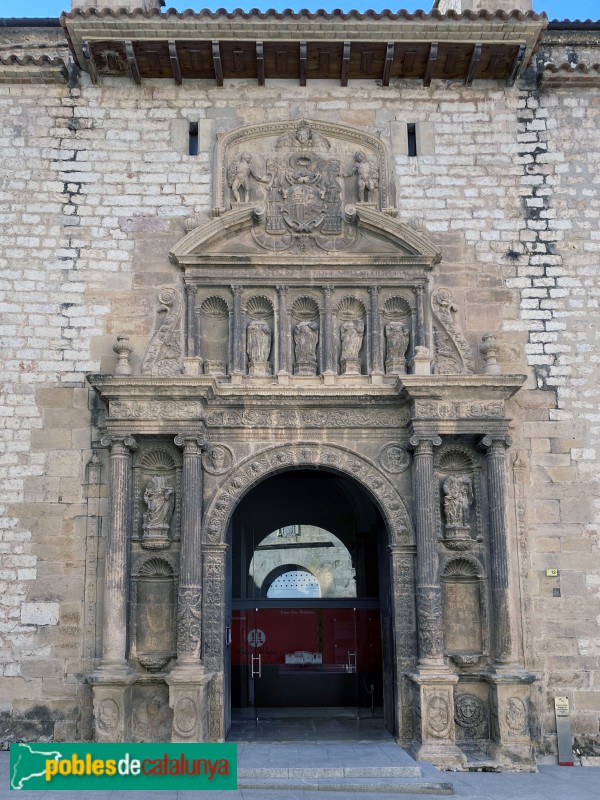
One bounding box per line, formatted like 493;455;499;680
238;777;454;794
239;765;423;778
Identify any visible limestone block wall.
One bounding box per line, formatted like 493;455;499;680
0;37;598;752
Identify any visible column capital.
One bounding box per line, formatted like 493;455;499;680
414;284;425;296
409;433;442;452
322;285;334;296
479;434;512;452
368;285;380;296
184;282;197;297
276;284;289;294
100;434;138;452
174;433;206;453
230;284;243;295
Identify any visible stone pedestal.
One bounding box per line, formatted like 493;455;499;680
90;672;135;743
409;673;466;768
341;355;361;375
385;356;407;375
183;356;202;375
485;672;536;769
167;667;213;742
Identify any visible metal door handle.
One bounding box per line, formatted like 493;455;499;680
251;654;262;678
347;651;356;673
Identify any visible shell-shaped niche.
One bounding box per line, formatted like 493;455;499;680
246;295;274;320
436;448;476;474
383;295;411;320
336;296;366;321
136;447;180;473
292;296;320;321
135;555;177;578
200;295;229;319
441;556;482;579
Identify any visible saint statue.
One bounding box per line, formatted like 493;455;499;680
247;320;272;376
142;475;174;548
227;152;266;203
385;321;410;375
442;474;473;529
294;320;319;375
340;319;365;374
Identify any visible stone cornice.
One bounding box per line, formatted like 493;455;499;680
398;374;526;403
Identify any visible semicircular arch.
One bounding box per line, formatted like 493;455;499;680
202;442;414;548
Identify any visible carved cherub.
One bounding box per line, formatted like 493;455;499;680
227;152;266;203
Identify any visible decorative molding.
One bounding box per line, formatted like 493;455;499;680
431;288;475;375
110;401;204;420
205;408;409;429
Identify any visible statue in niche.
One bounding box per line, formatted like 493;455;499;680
142;475;174;549
442;474;473;531
340;319;365;374
228;152;266;203
294;320;319;376
247;320;272;376
385;321;410;375
345;151;378;203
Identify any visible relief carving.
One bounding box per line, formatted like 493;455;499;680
96;698;119;735
442;474;473;547
173;696;198;738
505;697;527;735
431;288;475;375
425;693;452;739
205;408;408;428
141;287;183;376
228;152;267;203
132;687;172;743
177;586;202;659
379;443;411;474
111;401;203;420
203;444;233;475
345;151;379;203
416;586;444;658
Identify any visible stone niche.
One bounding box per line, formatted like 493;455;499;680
130;554;178;672
197;294;230;376
441;556;486;659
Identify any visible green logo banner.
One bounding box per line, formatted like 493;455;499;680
10;743;237;791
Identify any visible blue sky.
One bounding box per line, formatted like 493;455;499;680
0;0;597;21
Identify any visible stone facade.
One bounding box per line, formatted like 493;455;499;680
0;2;599;768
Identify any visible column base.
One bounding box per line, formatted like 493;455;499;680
484;669;536;770
88;664;137;742
166;664;214;742
408;671;466;769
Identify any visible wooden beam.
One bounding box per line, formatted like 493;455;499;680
256;41;265;86
423;41;438;87
125;40;141;85
81;40;98;84
299;41;307;86
465;42;482;87
169;41;182;84
508;44;527;87
382;42;394;86
341;41;351;86
212;40;223;86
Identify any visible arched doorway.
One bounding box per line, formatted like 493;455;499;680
228;468;392;733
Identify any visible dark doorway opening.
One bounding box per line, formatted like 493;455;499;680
227;468;393;738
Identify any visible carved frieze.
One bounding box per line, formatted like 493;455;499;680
413;400;505;420
205;408;408;429
111;401;204;420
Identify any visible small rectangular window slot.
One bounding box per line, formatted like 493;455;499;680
407;123;417;157
189;121;199;156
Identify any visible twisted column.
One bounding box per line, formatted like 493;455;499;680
481;435;515;666
410;434;444;670
174;433;206;664
99;434;137;666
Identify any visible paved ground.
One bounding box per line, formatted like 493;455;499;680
2;717;598;800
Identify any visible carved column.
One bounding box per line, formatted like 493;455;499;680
277;285;290;375
231;285;244;375
90;434;137;743
173;433;205;664
168;431;212;743
369;286;383;375
415;285;426;349
410;434;444;670
322;285;335;376
388;545;417;740
99;434;137;667
480;435;515;667
408;433;464;768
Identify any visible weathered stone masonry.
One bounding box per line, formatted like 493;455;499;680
0;3;599;765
